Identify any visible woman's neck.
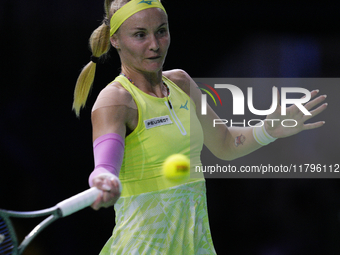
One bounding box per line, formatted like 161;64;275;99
120;67;167;98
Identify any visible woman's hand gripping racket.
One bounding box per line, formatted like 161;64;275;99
0;187;102;255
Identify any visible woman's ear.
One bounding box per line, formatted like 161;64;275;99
110;35;120;50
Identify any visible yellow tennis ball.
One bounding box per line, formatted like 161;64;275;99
163;154;190;182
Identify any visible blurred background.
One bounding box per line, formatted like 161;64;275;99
1;0;340;254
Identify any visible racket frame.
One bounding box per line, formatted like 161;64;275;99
0;207;62;255
0;187;101;255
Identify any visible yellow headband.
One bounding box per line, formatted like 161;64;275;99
110;0;167;37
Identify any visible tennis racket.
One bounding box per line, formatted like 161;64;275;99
0;187;101;255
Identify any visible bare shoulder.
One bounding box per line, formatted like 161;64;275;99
91;81;137;141
163;69;201;104
97;81;133;104
163;69;192;95
92;81;136;112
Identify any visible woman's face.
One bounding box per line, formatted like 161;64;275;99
111;8;170;74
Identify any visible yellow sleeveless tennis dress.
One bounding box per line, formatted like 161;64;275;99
99;75;216;255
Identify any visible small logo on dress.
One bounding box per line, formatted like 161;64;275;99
180;100;189;110
138;0;156;5
144;115;172;129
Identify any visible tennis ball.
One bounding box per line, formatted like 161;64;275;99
163;154;190;182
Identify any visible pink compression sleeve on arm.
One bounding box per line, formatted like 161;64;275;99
88;133;125;187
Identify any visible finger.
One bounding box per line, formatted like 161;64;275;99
93;181;109;193
91;193;103;210
309;89;320;100
303;121;325;130
102;179;120;196
101;178;113;192
92;178;103;187
304;95;327;111
102;191;113;203
101;190;120;207
110;178;121;193
301;89;319;101
303;103;328;121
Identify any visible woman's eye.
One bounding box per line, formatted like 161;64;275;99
135;32;145;38
158;28;167;35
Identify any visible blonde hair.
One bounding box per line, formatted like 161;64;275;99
72;0;130;116
72;0;163;116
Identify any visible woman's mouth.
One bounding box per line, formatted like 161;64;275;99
147;56;161;60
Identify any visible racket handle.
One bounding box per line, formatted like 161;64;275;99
57;187;101;217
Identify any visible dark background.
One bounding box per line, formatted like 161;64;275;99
1;0;340;254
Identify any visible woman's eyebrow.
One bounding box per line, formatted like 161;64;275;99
132;23;168;31
158;23;167;28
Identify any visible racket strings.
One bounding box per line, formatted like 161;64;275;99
0;217;14;255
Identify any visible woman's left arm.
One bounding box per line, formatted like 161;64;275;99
184;72;328;161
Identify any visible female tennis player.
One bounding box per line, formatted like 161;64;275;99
72;0;327;254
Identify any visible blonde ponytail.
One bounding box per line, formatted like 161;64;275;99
72;22;111;117
72;0;164;116
75;0;164;116
73;0;132;116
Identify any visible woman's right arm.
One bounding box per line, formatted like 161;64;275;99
90;83;135;210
